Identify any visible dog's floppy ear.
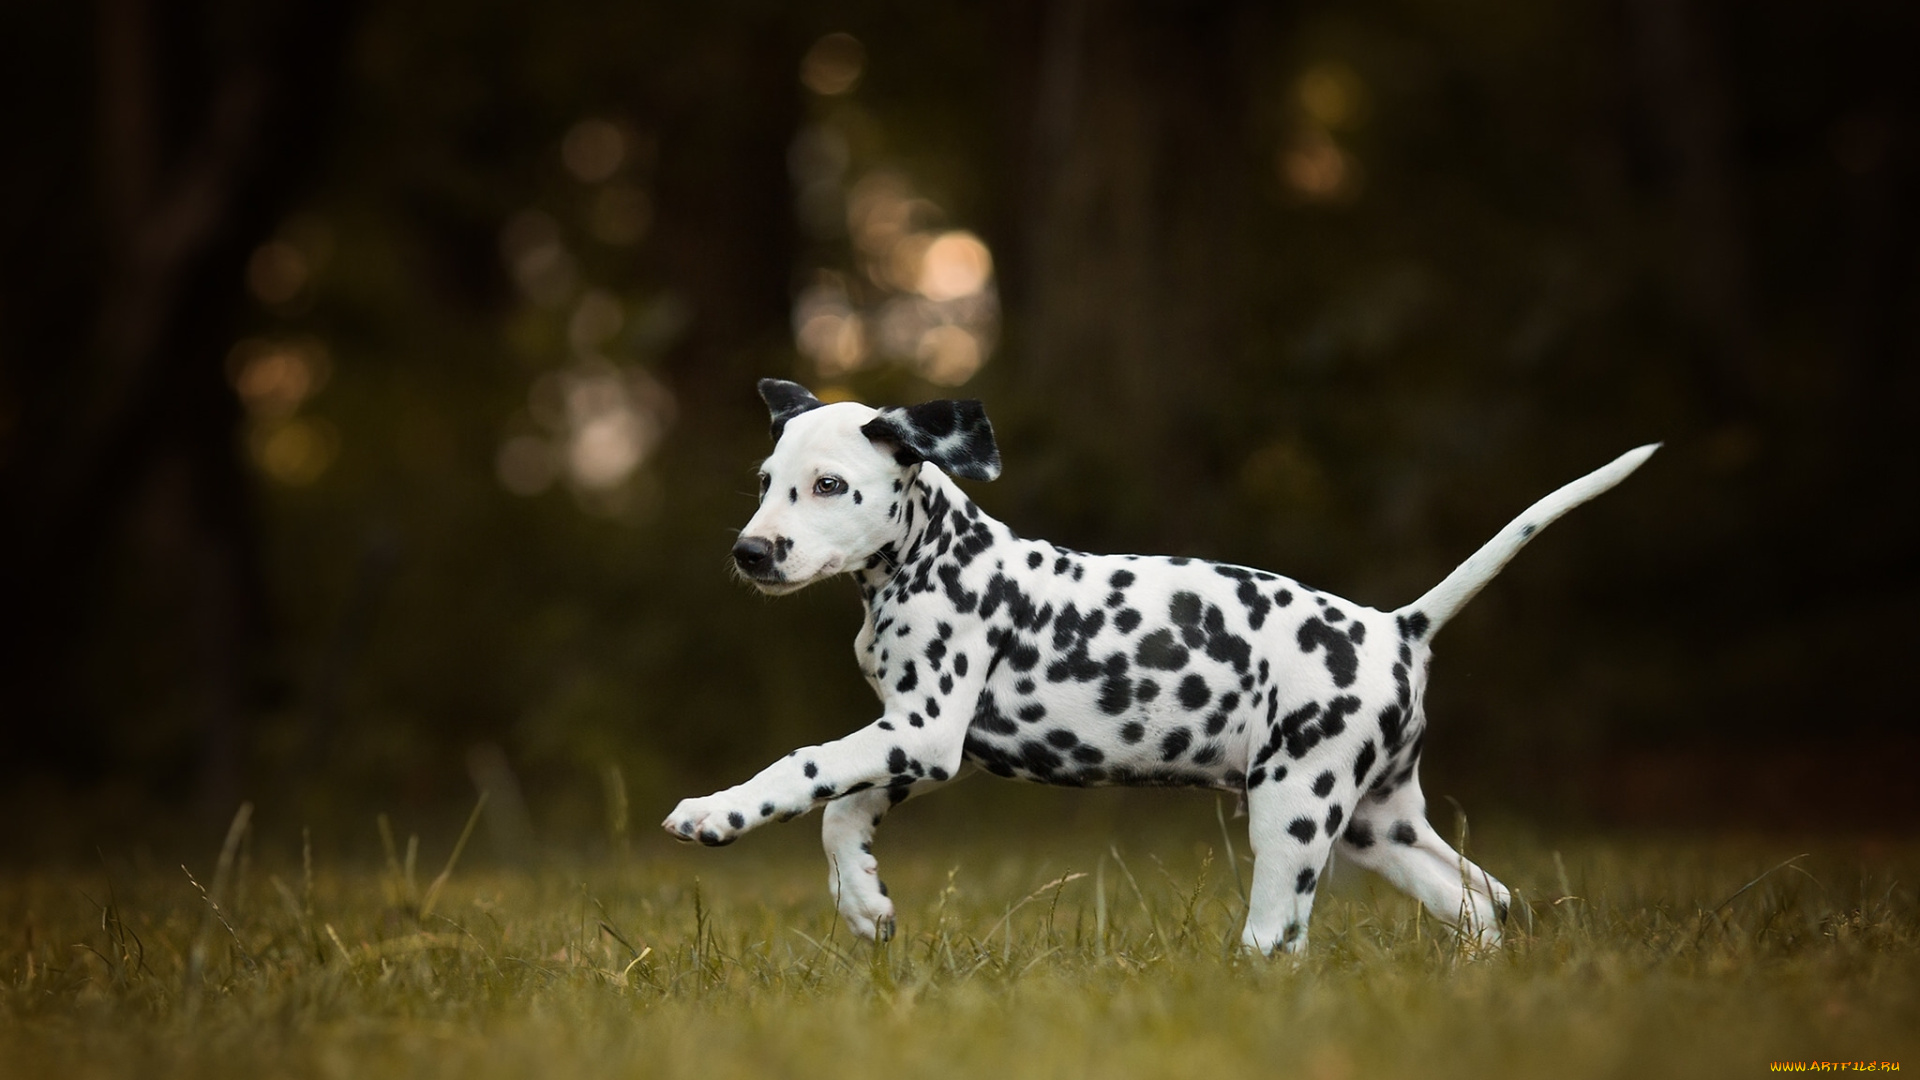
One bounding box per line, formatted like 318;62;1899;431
759;378;824;440
860;398;1001;481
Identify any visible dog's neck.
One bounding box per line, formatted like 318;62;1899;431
850;466;1008;609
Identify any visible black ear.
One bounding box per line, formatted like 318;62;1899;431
859;399;1001;482
759;378;824;440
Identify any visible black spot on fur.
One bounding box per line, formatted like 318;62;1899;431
1135;629;1189;670
1120;721;1146;744
1352;740;1377;787
1046;647;1103;683
1378;704;1407;754
1177;674;1211;710
1159;727;1193;761
1297;618;1359;687
1344;821;1374;849
1115;608;1143;634
1397;611;1430;640
1234;580;1272;630
969;694;1016;735
1296;868;1317;894
1390;820;1418;845
1324;804;1343;835
1169;591;1203;627
1287;817;1317;843
1312;771;1335;798
936;565;979;614
1020;740;1064;775
1006;639;1041;672
804;761;818;779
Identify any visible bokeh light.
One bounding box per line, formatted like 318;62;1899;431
1282;129;1361;201
800;33;865;96
250;417;339;486
793;149;999;385
914;324;982;386
917;231;993;302
229;337;331;420
1297;62;1367;130
562;118;627;183
246;240;310;307
500;209;577;308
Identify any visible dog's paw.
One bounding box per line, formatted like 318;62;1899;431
839;895;896;942
661;797;745;847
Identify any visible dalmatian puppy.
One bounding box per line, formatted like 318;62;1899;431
664;379;1656;955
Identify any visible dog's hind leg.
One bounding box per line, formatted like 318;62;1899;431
1338;777;1511;951
821;779;949;941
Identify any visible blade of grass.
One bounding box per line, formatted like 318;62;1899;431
419;792;490;921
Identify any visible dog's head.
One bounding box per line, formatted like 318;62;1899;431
731;379;1000;595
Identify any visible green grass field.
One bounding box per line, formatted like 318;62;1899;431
3;798;1915;1079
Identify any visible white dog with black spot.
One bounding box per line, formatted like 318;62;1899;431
664;379;1656;955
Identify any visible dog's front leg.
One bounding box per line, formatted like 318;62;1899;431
820;770;954;941
661;717;964;848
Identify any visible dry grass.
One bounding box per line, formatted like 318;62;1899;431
3;802;1917;1079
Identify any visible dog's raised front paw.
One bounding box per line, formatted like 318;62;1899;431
661;797;746;847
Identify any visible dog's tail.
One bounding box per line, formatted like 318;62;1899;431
1391;443;1659;642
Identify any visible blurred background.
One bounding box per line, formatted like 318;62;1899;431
1;0;1914;861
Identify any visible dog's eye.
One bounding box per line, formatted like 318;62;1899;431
758;473;771;498
813;476;846;497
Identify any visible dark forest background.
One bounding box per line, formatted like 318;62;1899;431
1;0;1914;861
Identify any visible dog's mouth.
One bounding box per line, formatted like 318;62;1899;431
748;575;809;596
737;555;843;596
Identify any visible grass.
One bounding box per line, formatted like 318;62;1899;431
2;798;1917;1079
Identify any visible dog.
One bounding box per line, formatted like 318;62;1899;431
663;379;1656;955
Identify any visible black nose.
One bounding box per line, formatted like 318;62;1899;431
732;536;774;574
